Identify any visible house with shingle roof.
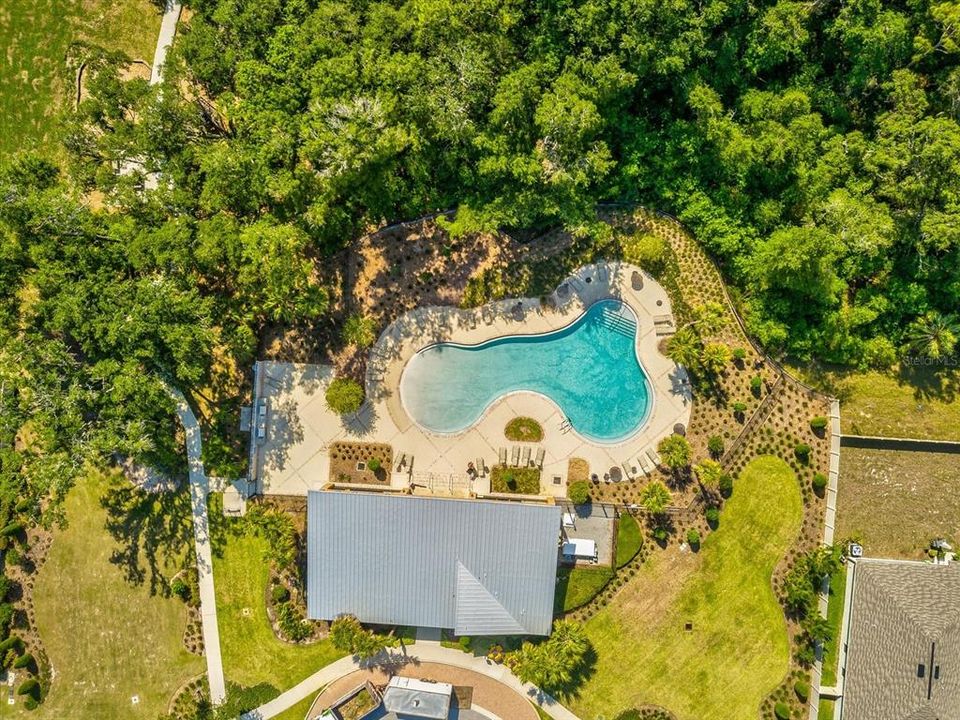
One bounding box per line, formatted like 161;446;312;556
835;558;960;720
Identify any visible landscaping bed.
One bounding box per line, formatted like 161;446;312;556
490;465;542;495
329;442;393;486
505;417;544;442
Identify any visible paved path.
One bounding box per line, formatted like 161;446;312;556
240;642;582;720
150;1;183;84
166;384;227;706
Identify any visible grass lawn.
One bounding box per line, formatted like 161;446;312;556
273;696;317;720
213;530;344;697
818;698;835;719
836;447;960;558
1;0;161;157
28;470;203;719
572;455;802;720
787;363;960;440
555;567;615;613
820;565;847;687
616;514;643;568
490;465;541;494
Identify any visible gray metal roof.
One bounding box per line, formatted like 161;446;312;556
382;678;451;719
306;491;561;636
841;559;960;720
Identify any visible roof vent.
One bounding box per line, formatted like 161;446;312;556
918;664;926;678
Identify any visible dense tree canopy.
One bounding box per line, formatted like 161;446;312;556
5;0;960;515
59;0;960;366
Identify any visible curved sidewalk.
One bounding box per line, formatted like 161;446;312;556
167;384;227;706
240;641;582;720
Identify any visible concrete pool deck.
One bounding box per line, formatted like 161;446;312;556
250;261;692;497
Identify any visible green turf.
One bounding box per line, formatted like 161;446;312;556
572;455;803;720
273;695;319;720
616;513;643;568
28;470;203;719
555;566;615;613
1;0;161;158
820;565;848;687
818;698;835;719
213;530;345;698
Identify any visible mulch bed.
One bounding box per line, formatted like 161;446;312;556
329;442;393;486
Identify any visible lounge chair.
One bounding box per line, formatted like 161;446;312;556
395;453;407;472
646;448;662;467
475;457;486;477
535;448;545;469
499;447;507;465
521;447;532;467
511;446;520;466
619;462;632;481
638;455;653;476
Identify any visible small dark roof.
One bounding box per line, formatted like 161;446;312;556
841;559;960;720
306;491;561;636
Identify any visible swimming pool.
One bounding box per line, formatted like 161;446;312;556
399;300;653;443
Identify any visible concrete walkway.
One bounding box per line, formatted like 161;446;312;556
240;642;583;720
150;1;183;84
167;384;227;706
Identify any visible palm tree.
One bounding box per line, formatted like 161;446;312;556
666;327;702;370
700;342;732;377
694;459;723;488
640;480;672;515
658;433;692;471
905;311;960;360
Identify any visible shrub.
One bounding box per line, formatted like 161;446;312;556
0;603;13;638
705;507;720;528
325;378;364;414
171;577;190;602
652;526;669;542
718;473;734;497
0;575;12;602
24;697;38;711
731;401;747;415
794;443;812;463
568;480;590;505
271;584;290;604
342;313;377;347
750;375;762;394
640;481;672;514
0;636;23;655
732;347;747;362
707;435;724;457
620;233;668;272
458;635;471;652
774;701;791;720
810;415;828;431
13;653;33;669
686;529;700;547
367;457;382;473
0;521;24;537
17;679;39;699
812;473;828;493
330;614;395;659
277;602;311;642
794;679;810;702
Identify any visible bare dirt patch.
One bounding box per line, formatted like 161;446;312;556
329;442;393;485
836;447;960;558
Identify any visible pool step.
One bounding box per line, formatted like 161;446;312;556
596;309;637;338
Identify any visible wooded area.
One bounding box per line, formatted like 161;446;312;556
2;0;960;510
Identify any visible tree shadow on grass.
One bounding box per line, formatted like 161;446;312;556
99;474;232;596
896;363;959;404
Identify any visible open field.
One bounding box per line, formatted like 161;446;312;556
788;363;960;441
28;470;203;719
213;530;343;697
1;0;161;157
836;447;960;558
572;456;802;720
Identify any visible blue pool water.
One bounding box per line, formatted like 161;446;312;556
400;300;653;442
